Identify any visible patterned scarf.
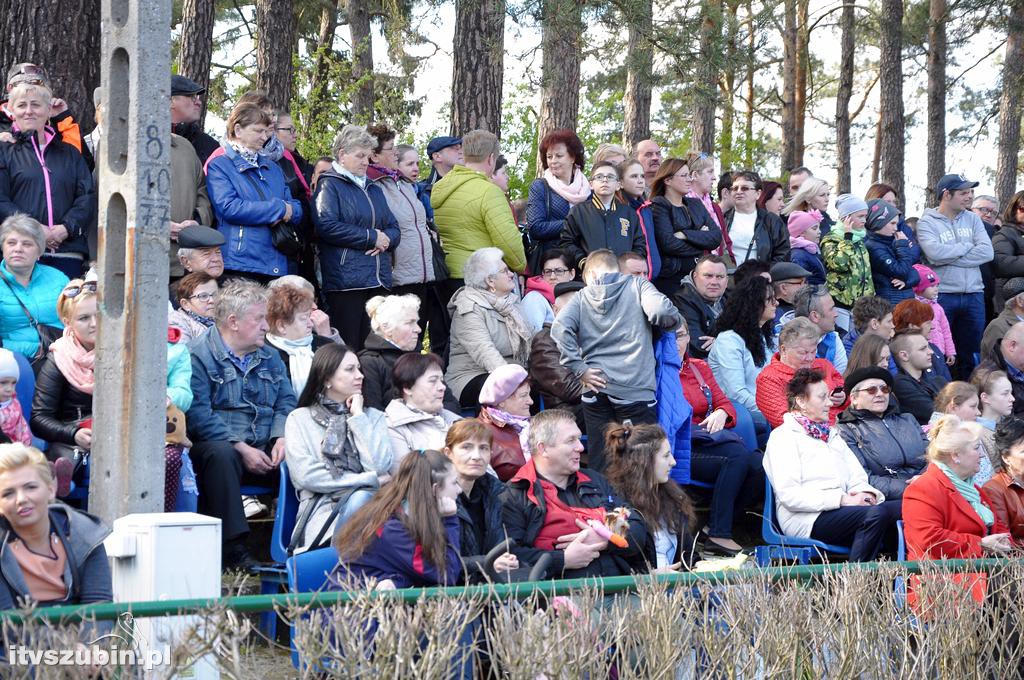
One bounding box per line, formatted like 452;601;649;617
0;399;31;446
49;329;95;395
462;286;532;363
369;163;403;182
482;406;532;460
309;397;362;477
793;413;830;443
261;134;285;162
184;308;214;328
228;141;260;168
935;461;995;526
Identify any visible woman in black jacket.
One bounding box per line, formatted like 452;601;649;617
443;418;519;583
649;158;722;295
991;190;1024;307
0;83;94;279
30;280;96;496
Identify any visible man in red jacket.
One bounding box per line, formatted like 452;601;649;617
757;317;847;428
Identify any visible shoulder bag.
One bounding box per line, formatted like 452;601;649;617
0;274;63;373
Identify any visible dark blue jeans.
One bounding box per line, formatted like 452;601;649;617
938;292;985;378
688;439;764;538
810;500;902;562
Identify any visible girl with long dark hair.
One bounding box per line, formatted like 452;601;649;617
332;448;463;589
604;423;698;571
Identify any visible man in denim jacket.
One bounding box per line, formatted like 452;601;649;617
187;279;297;570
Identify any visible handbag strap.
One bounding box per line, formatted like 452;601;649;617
0;273;40;329
686;361;714;419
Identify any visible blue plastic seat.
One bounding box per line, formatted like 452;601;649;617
249;462;300;639
285;547;339;670
754;476;851;566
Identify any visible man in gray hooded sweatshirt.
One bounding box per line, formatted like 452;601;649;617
551;248;682;471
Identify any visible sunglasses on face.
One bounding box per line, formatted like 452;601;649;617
855;384;891;396
62;281;97;298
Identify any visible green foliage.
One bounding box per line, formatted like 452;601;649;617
498;83;540;201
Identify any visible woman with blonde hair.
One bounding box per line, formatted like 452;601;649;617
930;382;990;487
0;443;112;612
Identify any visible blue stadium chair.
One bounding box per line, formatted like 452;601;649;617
249;463;299;639
285;547;338;670
731;403;759;452
754;476;851;566
894;520;907;609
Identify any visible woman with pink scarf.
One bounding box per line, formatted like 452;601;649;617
30;279;96;497
787;210;827;285
525;130;590;265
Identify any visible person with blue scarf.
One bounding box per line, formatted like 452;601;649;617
903;414;1013;602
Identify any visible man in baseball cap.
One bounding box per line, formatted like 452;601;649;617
170;73;219;163
917;171;993;380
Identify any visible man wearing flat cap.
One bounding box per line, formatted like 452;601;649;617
769;260;811;329
917;173;994;379
177;225;225;279
170;74;219;164
417;135;463;219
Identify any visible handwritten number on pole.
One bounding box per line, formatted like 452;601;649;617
145;125;163;160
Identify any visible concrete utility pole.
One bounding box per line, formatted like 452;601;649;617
93;0;172;521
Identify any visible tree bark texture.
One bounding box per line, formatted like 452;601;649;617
622;0;654;151
347;0;374;123
692;0;721;153
835;2;855;194
718;0;740;163
255;0;296;112
451;0;506;135
996;0;1024;208
0;0;101;132
780;0;798;175
536;0;583;174
178;0;215;123
743;0;754;168
926;0;947;206
878;0;905;203
302;0;342;150
794;0;809;164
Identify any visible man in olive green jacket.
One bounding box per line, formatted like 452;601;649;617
431;129;526;288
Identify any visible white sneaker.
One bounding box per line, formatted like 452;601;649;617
243;495;268;518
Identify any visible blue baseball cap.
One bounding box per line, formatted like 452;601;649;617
936;173;979;197
426;136;462;158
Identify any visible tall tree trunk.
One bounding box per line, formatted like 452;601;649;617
794;0;809;164
743;0;755;168
255;0;296;111
178;0;216;125
0;0;101;131
622;0;653;151
872;115;882;184
996;0;1024;207
835;2;855;194
301;0;341;155
780;0;798;175
926;0;947;206
348;0;374;123
878;0;905;204
692;0;720;153
536;0;583;174
451;0;505;135
718;0;739;164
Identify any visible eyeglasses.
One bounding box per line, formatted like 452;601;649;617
542;267;570;277
855;384;891;396
591;174;618;183
62;281;97;298
731;185;756;192
275;126;295;133
189;292;216;302
975;206;997;215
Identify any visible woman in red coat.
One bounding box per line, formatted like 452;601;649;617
903;414;1013;604
677;323;763;557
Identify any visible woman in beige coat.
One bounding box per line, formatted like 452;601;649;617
385;353;461;459
446;247;533;408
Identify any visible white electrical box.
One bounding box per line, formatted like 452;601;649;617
105;512;222;679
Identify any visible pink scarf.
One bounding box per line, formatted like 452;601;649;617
688;191;723;230
790;236;820;255
544;168;590;206
0;399;31;446
50;330;95;395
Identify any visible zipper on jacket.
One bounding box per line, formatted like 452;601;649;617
240;169;272;255
399;186;428;282
353;182;384;288
30;136;55;231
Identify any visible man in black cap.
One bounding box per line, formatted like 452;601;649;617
917;173;994;379
171;75;219;164
770;261;811;329
418;135;463;213
177;225;225;279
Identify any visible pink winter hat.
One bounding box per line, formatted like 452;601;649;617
787;209;823;239
912;264;940;295
479;364;529;406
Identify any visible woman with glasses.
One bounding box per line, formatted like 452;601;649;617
722;171;790;266
526;129;589;259
169;272;218;343
991;190;1024;306
521;249;575;334
649;158;721;295
835;366;927;500
30;279;97;496
559;160;646;272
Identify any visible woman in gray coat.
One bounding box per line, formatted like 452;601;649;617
835;366;928;499
284;344;392;553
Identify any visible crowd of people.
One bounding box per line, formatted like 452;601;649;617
0;61;1020;622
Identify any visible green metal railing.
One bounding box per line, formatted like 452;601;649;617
0;558;1012;624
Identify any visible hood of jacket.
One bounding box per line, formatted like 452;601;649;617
836;403;900;424
429;165;492;210
384;398;457;428
525;275;556;302
579;272;632;315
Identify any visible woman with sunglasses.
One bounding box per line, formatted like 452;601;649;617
835;366;928;500
169;272;218;343
30;279;97;497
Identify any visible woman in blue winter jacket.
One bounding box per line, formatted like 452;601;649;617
205;104;303;283
313;125;401;352
864;199;920;304
525;130;590;266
